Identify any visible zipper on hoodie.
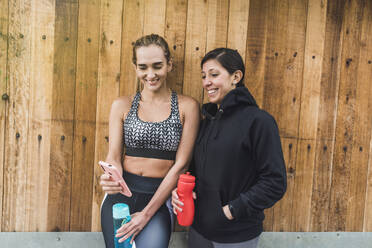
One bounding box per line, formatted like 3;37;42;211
201;119;214;178
201;108;223;178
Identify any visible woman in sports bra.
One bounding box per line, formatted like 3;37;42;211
100;34;200;248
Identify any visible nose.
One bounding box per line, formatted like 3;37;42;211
203;78;212;88
146;69;156;80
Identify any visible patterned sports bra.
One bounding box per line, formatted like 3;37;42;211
123;91;183;160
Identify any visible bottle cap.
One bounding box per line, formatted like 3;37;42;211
112;203;130;219
179;172;195;183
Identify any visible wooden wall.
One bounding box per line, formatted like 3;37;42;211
0;0;372;232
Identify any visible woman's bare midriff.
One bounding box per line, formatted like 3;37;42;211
123;155;174;178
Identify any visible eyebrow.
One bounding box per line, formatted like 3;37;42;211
138;61;163;66
201;68;218;73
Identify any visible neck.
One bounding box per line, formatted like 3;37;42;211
141;86;171;103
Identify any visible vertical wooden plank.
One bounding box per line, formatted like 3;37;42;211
164;0;188;93
261;0;307;232
346;0;372;231
143;0;166;36
119;0;145;96
364;2;372;228
47;0;78;232
327;0;364;231
309;0;345;232
0;0;9;232
70;0;100;231
365;114;372;230
206;0;229;50
227;0;250;61
202;0;229;103
270;137;297;231
25;0;55;231
91;0;123;232
245;0;270;111
290;0;327;232
167;1;188;227
2;0;32;232
245;0;274;230
183;0;208;103
165;0;189;231
263;0;307;138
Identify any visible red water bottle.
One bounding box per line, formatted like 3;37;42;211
177;172;195;226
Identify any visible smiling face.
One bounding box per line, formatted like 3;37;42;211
135;44;172;92
202;59;236;105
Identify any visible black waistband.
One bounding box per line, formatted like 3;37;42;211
123;170;164;194
125;147;176;161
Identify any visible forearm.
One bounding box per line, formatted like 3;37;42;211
141;163;187;218
105;153;123;173
229;172;287;219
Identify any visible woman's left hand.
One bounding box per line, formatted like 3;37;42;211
222;205;234;220
115;211;151;244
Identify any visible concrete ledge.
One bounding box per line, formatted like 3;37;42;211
1;232;372;248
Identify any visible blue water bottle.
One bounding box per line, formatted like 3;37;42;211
113;203;133;248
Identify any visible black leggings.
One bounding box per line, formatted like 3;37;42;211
101;171;172;248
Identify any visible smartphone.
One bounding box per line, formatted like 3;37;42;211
99;161;132;197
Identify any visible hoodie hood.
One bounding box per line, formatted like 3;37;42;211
199;87;258;140
202;87;258;120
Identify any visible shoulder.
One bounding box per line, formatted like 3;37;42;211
177;94;200;113
246;108;279;132
111;95;135;116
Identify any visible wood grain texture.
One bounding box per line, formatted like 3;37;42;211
70;0;100;231
164;0;188;93
346;0;372;231
164;0;189;232
260;0;307;232
327;0;364;231
245;0;270;116
91;0;123;232
291;0;327;232
2;0;32;232
227;0;250;61
182;0;208;103
271;137;297;231
47;0;78;232
309;0;345;232
363;1;372;231
25;0;55;232
120;0;145;96
143;0;166;36
0;0;9;232
202;0;229;104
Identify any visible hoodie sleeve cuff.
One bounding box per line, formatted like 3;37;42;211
229;197;248;219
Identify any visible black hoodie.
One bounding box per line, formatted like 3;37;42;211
190;87;287;243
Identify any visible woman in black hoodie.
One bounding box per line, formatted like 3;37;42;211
172;48;287;247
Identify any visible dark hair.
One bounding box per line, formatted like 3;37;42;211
132;34;171;65
201;48;245;87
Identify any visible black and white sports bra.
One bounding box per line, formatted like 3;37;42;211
123;91;183;160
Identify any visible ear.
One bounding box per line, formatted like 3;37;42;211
167;58;173;72
232;70;243;85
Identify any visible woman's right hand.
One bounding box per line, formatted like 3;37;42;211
100;173;122;194
171;188;197;215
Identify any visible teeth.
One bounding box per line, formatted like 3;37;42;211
208;89;217;94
